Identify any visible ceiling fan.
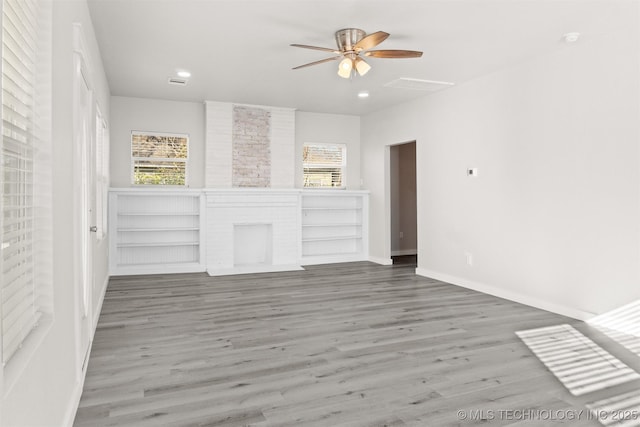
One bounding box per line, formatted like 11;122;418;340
291;28;422;79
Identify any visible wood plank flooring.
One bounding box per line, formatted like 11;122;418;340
74;262;640;426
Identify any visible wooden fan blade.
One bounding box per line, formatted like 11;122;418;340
364;49;423;58
290;43;340;54
354;31;389;51
292;56;341;70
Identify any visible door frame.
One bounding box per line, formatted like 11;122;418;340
72;23;96;376
385;140;418;264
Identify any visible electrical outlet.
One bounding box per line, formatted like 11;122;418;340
465;252;473;266
399;231;404;239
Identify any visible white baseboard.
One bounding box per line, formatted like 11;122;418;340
207;264;304;276
369;256;393;266
92;275;109;332
111;262;206;276
415;268;595;321
391;249;417;256
65;275;109;427
62;377;85;427
62;338;96;427
301;254;368;266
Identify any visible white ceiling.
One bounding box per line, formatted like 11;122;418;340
86;0;630;116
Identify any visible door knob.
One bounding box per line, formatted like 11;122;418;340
89;226;98;232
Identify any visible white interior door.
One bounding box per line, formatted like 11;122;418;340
74;48;95;374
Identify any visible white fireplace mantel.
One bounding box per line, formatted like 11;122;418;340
205;189;303;276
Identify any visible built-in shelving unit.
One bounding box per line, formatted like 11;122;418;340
109;189;369;275
300;190;369;265
109;189;205;275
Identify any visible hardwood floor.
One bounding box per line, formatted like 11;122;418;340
74;262;639;426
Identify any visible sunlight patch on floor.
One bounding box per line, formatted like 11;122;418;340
589;300;640;359
586;389;640;427
516;324;640;396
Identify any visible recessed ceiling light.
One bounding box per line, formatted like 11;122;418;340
176;70;191;78
358;91;369;98
563;32;580;43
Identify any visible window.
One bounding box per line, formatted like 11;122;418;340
131;132;188;186
1;0;53;367
303;143;346;188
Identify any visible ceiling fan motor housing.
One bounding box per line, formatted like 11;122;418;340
335;28;365;52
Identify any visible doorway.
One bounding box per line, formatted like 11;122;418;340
389;141;417;265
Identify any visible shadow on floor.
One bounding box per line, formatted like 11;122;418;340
391;254;417;267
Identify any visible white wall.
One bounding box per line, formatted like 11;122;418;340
110;96;205;188
1;1;111;425
110;102;361;191
296;111;361;190
362;6;640;318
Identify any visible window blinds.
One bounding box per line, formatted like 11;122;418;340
131;133;188;185
302;143;346;188
1;0;44;366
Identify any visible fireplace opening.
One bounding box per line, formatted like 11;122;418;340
233;224;273;266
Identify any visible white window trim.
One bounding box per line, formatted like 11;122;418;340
302;143;347;189
130;131;189;187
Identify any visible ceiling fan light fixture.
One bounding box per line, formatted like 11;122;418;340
291;28;423;78
354;57;371;76
337;57;353;78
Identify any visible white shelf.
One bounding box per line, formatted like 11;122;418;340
109;190;205;275
302;223;361;227
303;250;359;257
118;227;200;232
119;260;200;267
118;212;199;216
117;241;199;248
302;235;362;242
301;207;363;211
300;192;368;265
